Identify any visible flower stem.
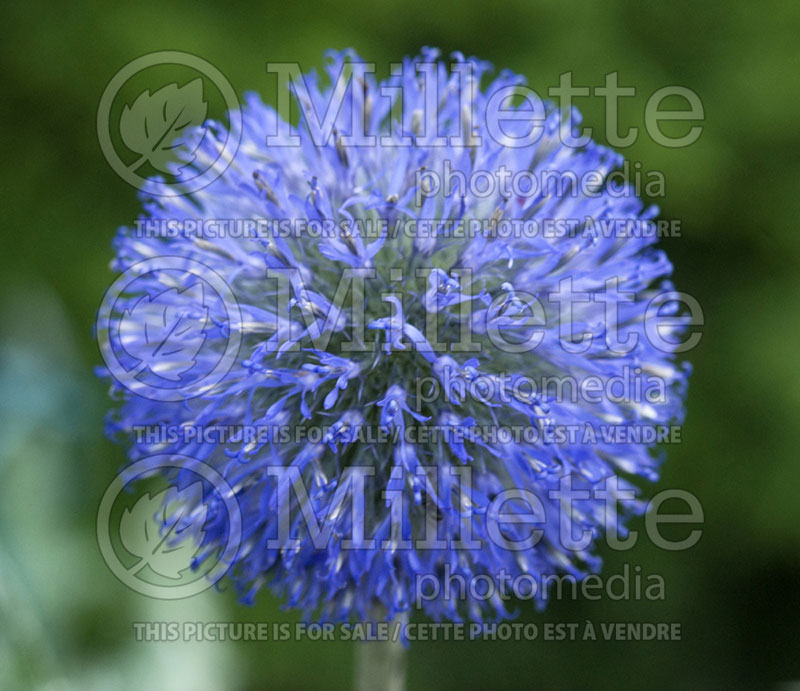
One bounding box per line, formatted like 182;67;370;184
354;629;406;691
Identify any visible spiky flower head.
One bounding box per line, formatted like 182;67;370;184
100;48;689;624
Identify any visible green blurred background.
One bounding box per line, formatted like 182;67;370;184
2;0;799;688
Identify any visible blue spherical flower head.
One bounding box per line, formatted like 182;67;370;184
101;49;690;625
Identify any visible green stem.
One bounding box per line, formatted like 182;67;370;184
354;616;407;691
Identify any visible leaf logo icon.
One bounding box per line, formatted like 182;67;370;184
120;78;208;175
118;283;210;381
119;482;207;580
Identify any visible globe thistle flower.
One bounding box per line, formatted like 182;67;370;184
100;48;690;625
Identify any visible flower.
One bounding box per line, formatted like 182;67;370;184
100;48;690;625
